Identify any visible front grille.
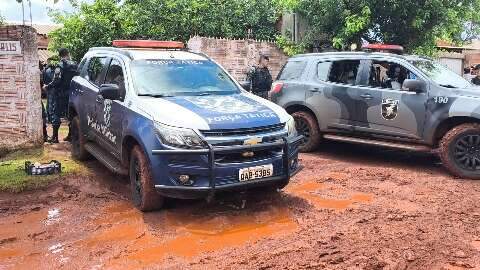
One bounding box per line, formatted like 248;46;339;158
200;123;286;137
215;149;282;164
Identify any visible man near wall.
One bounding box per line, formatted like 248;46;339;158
247;55;273;99
43;48;77;143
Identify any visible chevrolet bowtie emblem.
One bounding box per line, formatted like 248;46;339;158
244;137;262;146
242;151;255;158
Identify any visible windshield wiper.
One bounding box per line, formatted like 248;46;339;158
138;93;173;98
439;84;458;89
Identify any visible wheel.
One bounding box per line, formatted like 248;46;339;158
439;123;480;179
292;111;321;152
129;145;164;211
70;116;90;160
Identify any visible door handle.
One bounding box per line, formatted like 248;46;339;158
309;88;321;93
360;94;372;100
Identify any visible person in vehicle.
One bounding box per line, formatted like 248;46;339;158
247;54;273;99
386;65;406;89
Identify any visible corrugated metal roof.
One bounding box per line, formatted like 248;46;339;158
7;23;61;35
32;24;61;35
38;49;54;63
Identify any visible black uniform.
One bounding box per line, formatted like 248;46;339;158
472;76;480;86
42;66;54;123
247;66;273;99
46;59;77;142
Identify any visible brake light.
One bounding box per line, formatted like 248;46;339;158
112;40;185;49
270;82;284;95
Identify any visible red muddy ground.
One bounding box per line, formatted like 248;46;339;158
0;142;479;269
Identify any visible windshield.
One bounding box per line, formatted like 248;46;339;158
409;59;472;89
131;59;240;96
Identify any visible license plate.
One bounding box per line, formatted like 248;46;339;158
239;164;273;182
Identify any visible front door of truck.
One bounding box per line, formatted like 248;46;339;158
353;59;427;140
94;57;126;158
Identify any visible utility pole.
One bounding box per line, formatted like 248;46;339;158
28;0;33;26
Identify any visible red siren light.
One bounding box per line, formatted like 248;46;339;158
362;44;404;54
112;40;185;49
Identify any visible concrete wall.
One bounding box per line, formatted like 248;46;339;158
187;36;288;82
0;25;42;153
437;52;464;75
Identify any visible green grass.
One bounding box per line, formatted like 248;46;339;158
0;146;89;192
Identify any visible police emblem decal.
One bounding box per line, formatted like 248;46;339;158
381;98;399;120
104;99;112;127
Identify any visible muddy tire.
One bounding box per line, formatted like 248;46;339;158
439;123;480;179
70;116;90;160
129;146;164;211
292;111;321;152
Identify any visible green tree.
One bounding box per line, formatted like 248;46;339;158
48;0;124;61
296;0;480;52
49;0;280;61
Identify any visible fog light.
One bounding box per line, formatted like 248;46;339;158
179;175;190;184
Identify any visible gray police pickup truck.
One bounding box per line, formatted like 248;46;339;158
270;51;480;179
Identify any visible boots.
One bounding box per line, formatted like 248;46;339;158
49;126;60;144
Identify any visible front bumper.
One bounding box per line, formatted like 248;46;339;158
151;135;303;199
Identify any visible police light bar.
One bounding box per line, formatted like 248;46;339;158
112;40;185;49
362;44;404;53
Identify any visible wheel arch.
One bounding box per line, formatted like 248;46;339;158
284;103;319;123
121;134;142;167
432;116;480;147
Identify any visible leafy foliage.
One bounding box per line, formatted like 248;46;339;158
275;35;305;56
49;0;280;61
296;0;480;52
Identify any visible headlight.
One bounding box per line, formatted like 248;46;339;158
286;116;297;137
154;122;206;149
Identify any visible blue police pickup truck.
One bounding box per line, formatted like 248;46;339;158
68;40;303;211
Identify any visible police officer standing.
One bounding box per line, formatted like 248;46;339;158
42;59;55;128
247;55;273;99
43;48;77;143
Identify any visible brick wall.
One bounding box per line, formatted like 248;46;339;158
0;25;42;153
187;36;288;82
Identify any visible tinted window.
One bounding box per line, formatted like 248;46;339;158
278;61;307;80
87;57;108;86
317;62;332;81
410;59;471;89
368;61;418;90
328;60;360;85
105;58;125;99
131;59;239;96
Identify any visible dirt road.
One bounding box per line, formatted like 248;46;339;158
0;142;479;269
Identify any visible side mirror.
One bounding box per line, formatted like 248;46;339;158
239;81;251;91
99;84;120;100
402;79;426;93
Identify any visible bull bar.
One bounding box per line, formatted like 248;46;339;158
151;135;304;198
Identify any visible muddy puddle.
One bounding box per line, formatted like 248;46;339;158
286;181;373;210
0;199;297;269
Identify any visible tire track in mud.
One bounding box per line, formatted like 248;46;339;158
0;142;479;269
